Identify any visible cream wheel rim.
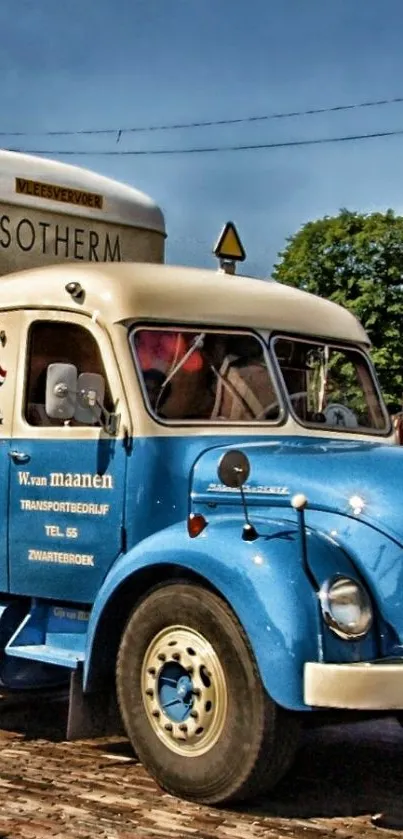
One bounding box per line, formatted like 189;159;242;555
141;625;228;757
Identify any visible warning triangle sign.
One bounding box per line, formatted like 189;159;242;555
213;221;246;262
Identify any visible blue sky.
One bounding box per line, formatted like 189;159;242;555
1;0;403;277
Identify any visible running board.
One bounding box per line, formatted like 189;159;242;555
6;600;89;670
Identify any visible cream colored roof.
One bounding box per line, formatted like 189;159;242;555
0;262;370;345
0;150;165;233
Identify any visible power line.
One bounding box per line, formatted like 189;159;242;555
2;95;403;138
9;126;403;156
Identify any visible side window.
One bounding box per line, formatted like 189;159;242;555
132;328;280;422
24;321;113;427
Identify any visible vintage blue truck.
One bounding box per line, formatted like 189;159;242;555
0;149;402;806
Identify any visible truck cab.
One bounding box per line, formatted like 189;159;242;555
0;152;403;808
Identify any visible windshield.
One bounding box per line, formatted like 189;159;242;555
132;328;281;422
274;337;389;433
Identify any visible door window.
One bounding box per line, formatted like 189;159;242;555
24;321;113;427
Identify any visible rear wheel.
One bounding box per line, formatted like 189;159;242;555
116;582;298;805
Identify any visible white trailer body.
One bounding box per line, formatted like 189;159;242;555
0;150;166;276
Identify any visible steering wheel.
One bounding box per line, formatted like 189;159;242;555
258;391;308;420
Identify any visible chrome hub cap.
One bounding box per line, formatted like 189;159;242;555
141;625;227;756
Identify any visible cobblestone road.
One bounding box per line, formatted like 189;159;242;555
0;694;402;838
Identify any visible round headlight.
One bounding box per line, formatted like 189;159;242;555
319;576;373;640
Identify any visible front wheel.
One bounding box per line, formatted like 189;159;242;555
116;582;299;805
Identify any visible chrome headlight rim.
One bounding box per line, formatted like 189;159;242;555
319;575;373;641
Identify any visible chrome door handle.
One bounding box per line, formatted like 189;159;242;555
8;451;30;464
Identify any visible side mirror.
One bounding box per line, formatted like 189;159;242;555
45;363;78;419
75;373;105;425
45;364;119;434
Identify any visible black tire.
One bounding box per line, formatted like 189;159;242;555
116;582;299;805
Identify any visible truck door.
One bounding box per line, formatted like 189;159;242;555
0;311;22;593
8;311;129;603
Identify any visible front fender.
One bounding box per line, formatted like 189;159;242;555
85;516;322;710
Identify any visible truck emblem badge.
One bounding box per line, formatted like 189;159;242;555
207;482;289;496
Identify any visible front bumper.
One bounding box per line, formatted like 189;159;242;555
304;660;403;710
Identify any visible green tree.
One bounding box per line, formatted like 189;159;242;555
272;209;403;411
